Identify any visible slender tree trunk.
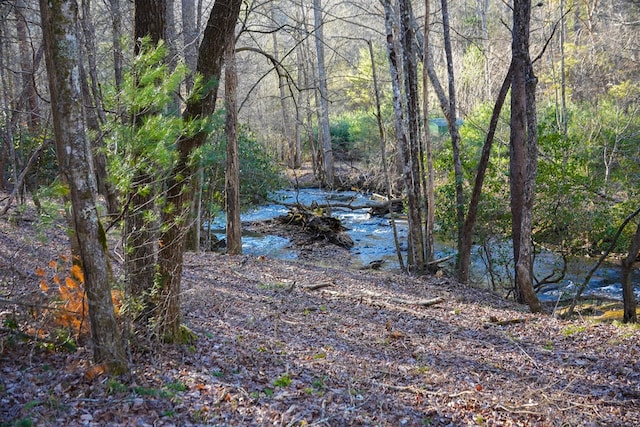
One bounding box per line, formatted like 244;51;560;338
39;0;126;372
272;23;295;169
622;221;640;323
458;66;512;283
440;0;465;264
16;0;40;131
79;0;119;215
225;43;241;255
109;0;124;91
370;39;405;272
0;23;18;192
294;40;304;170
313;0;333;188
156;0;242;342
399;0;426;272
182;0;198;92
422;0;435;264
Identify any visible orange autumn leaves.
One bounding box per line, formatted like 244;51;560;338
36;255;120;335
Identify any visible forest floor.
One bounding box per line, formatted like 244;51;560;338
1;191;640;427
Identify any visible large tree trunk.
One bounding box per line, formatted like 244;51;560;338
125;0;167;323
39;0;126;372
156;0;242;342
225;43;241;255
313;0;334;188
622;221;640;323
510;0;542;313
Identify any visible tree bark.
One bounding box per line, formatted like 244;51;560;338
39;0;126;372
510;0;542;313
440;0;465;263
225;43;241;255
457;66;512;283
126;0;167;323
156;0;242;342
422;0;435;265
15;0;40;131
109;0;124;91
313;0;334;188
398;0;426;273
181;0;198;92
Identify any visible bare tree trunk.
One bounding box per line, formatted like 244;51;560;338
0;23;18;192
622;221;639;323
109;0;124;91
39;0;127;372
156;0;242;342
272;21;295;170
79;0;119;215
225;42;241;255
370;38;405;272
16;0;40;131
313;0;333;188
422;0;435;264
440;0;465;264
510;0;542;313
458;66;512;283
181;0;198;92
294;42;304;170
399;0;426;272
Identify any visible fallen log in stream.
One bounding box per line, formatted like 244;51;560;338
275;205;355;249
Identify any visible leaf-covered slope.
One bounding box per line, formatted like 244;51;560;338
1;209;639;426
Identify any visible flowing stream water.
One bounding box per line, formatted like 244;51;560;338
209;188;639;302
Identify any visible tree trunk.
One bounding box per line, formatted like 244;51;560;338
156;0;242;342
622;221;640;323
398;0;426;273
313;0;333;188
225;43;241;255
458;66;512;283
440;0;465;265
370;38;405;272
126;0;167;323
181;0;198;92
79;0;119;215
109;0;124;91
0;23;18;192
16;0;40;131
422;0;435;265
39;0;127;372
510;0;542;313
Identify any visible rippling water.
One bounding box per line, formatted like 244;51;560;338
209;188;639;301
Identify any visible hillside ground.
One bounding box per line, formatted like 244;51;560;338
1;194;639;426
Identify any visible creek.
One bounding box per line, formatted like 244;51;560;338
209;188;640;302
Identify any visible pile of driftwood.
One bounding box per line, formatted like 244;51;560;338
275;205;354;249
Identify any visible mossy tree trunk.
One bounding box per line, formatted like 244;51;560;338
39;0;127;372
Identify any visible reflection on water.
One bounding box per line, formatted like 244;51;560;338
210;188;639;301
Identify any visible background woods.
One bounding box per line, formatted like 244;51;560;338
0;0;638;375
0;0;639;425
